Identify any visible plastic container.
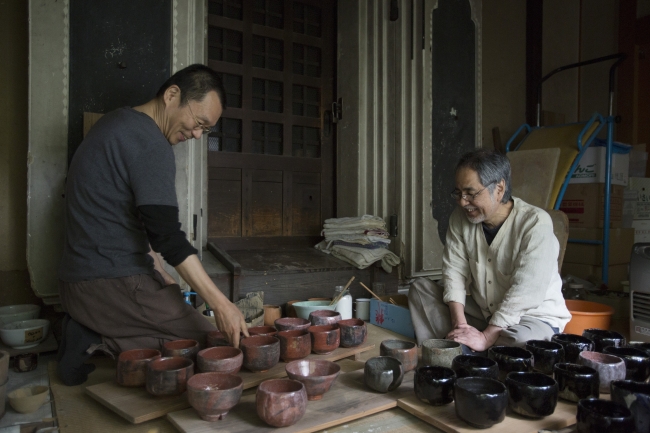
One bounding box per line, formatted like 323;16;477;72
564;300;615;335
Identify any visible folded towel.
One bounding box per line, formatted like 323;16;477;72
314;240;400;273
323;215;386;229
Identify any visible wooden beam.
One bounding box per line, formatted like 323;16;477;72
526;0;543;126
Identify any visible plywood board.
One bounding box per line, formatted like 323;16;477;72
396;394;580;433
167;369;415;433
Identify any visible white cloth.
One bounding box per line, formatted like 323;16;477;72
442;197;571;331
323;215;386;229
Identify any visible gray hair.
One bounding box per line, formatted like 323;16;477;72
455;149;512;204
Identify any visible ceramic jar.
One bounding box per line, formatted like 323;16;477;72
578;351;626;394
240;336;280;372
256;379;308;427
505;371;558;418
116;349;161;387
488;346;534;382
196;347;243;374
364;356;404;393
525;340;565;375
337;319;367;348
278;330;311;362
380;340;418;372
576;398;634;433
451;355;499;380
553;362;600;402
285;360;341;401
421;339;462;369
552;334;595;364
454;377;508;429
308;325;340;354
582;329;626;353
146;357;194;397
187;373;243;421
610;380;650;433
603;346;650;382
414;366;456;406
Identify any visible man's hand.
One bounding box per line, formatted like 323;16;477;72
211;301;249;349
447;324;502;352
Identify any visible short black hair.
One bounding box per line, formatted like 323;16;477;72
156;64;227;109
456;148;512;204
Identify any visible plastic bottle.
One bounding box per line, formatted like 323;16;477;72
333;285;353;320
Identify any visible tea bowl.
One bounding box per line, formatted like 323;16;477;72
454;377;508;429
197;347;243;374
248;326;278;337
256;379;308;427
293;301;336;320
309;310;342;326
505;371;558;418
240;336;280;372
414;366;456;406
337;319;367;348
422;339;462;368
146;357;194;396
582;329;626;353
274;317;311;332
116;349;161;387
380;339;418;372
553;362;600;402
7;386;50;414
187;373;243;421
162;339;200;362
308;325;340;354
278;330;311;362
552;333;595;363
451;354;499;379
488;346;534;382
576;398;634;433
610;380;650;433
285;360;341;400
603;346;650;382
206;330;230;347
525;340;565;375
627;341;650;357
364;356;404;393
578;351;626;394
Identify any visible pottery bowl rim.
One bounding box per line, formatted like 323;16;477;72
149;356;194;372
416;365;456;381
240;335;280;348
198;346;242;360
525;340;564;352
118;349;161;362
553;362;598;377
337;318;365;328
163;339;199;350
610;379;650;395
380;339;417;352
365;356;403;372
552;333;595;346
577;397;633;419
579;351;624;365
488;345;534;360
309;310;341;318
188;372;243;392
505;371;557;389
285;359;341;378
421;339;462;350
308;324;339;334
603;346;650;360
454;376;507;396
278;329;310;339
583;328;625;339
452;354;498;368
258;378;305;395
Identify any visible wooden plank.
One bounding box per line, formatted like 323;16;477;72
208;152;322;172
251;180;283;236
167;369;415;433
208;167;241;181
209;236;322;250
252;169;282;182
292;181;321;236
208;179;241;237
283;171;293;236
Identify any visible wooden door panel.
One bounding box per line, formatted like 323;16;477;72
292;173;321;235
209;179;242;237
252;180;283;235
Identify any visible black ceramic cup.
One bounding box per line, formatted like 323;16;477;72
363;356;404;393
552;334;595;364
576;398;635;433
414;366;456;406
582;329;626;353
505;371;558;418
553;363;600;403
451;355;499;379
488;346;534;382
526;340;565;375
454;377;508;429
610;380;650;433
627;342;650;357
603;346;650;382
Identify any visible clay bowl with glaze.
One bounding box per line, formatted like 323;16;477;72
603;346;650;382
414;366;456;406
197;347;243;374
451;354;499;379
380;339;418;372
488;346;534;382
116;349;161;387
610;380;650;433
187;373;243;421
552;333;595;364
553;362;600;402
582;328;626;353
364;356;404;393
422;339;462;369
525;340;565;375
577;398;634;433
240;336;280;373
248;326;278;337
278;330;311;362
285;360;341;400
338;319;367;348
256;379;308;427
162;339;200;362
309;310;342;326
578;351;626;394
308;325;340;354
274;317;311;332
146;356;194;397
453;377;508;429
505;371;558;418
206;331;230;347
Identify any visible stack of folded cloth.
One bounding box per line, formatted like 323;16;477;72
315;215;400;272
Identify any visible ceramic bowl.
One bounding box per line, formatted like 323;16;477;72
146;357;194;397
0;304;40;326
162;339;200;362
309;310;342;326
278;330;311;362
364;356;404;393
274;317;311;332
505;371;558;418
256;379;308;427
285;360;341;400
263;305;282;327
414;366;456;406
525;340;565;375
488;346;534;382
578;351;626;394
116;349;162;387
206;330;230;347
610;380;650;433
197;347;243;374
380;339;418;372
627;341;650;357
0;319;50;349
553;362;600;402
308;325;340;354
577;398;634;433
454;377;508;429
552;333;595;364
7;386;49;414
187;373;243;421
293;301;337;320
603;346;650;382
337;319;367;348
451;354;499;379
248;326;278;337
240;336;280;372
582;329;626;353
422;339;463;368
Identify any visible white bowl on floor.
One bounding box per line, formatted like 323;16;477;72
0;319;50;349
0;304;40;326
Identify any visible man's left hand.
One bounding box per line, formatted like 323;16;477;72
447;324;502;352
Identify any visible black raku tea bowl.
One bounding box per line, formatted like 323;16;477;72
451;354;499;379
582;329;626;353
603;346;650;382
454;377;509;429
525;340;565;375
576;398;634;433
610;380;650;433
553;362;600;402
414;366;456;406
364;356;404;393
505;371;558;418
488;346;534;382
627;341;650;357
552;334;595;364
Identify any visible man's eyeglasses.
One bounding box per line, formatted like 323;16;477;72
187;103;212;135
450;181;495;202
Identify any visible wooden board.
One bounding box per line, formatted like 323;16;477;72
167;369;415;433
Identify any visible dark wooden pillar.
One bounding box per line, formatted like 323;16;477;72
526;0;543;126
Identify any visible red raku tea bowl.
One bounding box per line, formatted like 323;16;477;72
285;360;341;400
197;346;243;374
274;317;311;332
309;310;342;326
308;325;340;355
116;349;161;387
278;330;311;362
162;339;200;362
187;373;243;421
240;335;280;372
206;331;230;347
146;356;194;397
256;379;308;427
248;326;278;337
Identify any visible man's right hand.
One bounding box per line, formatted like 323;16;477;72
212;301;249;348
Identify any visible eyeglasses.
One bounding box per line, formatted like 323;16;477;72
450;181;495;202
187;103;212;135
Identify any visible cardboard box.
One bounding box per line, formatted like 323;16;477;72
369;295;415;339
632;220;650;243
569;145;630;186
559;184;624;228
561;262;629;291
564;228;635;266
628;177;650;202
